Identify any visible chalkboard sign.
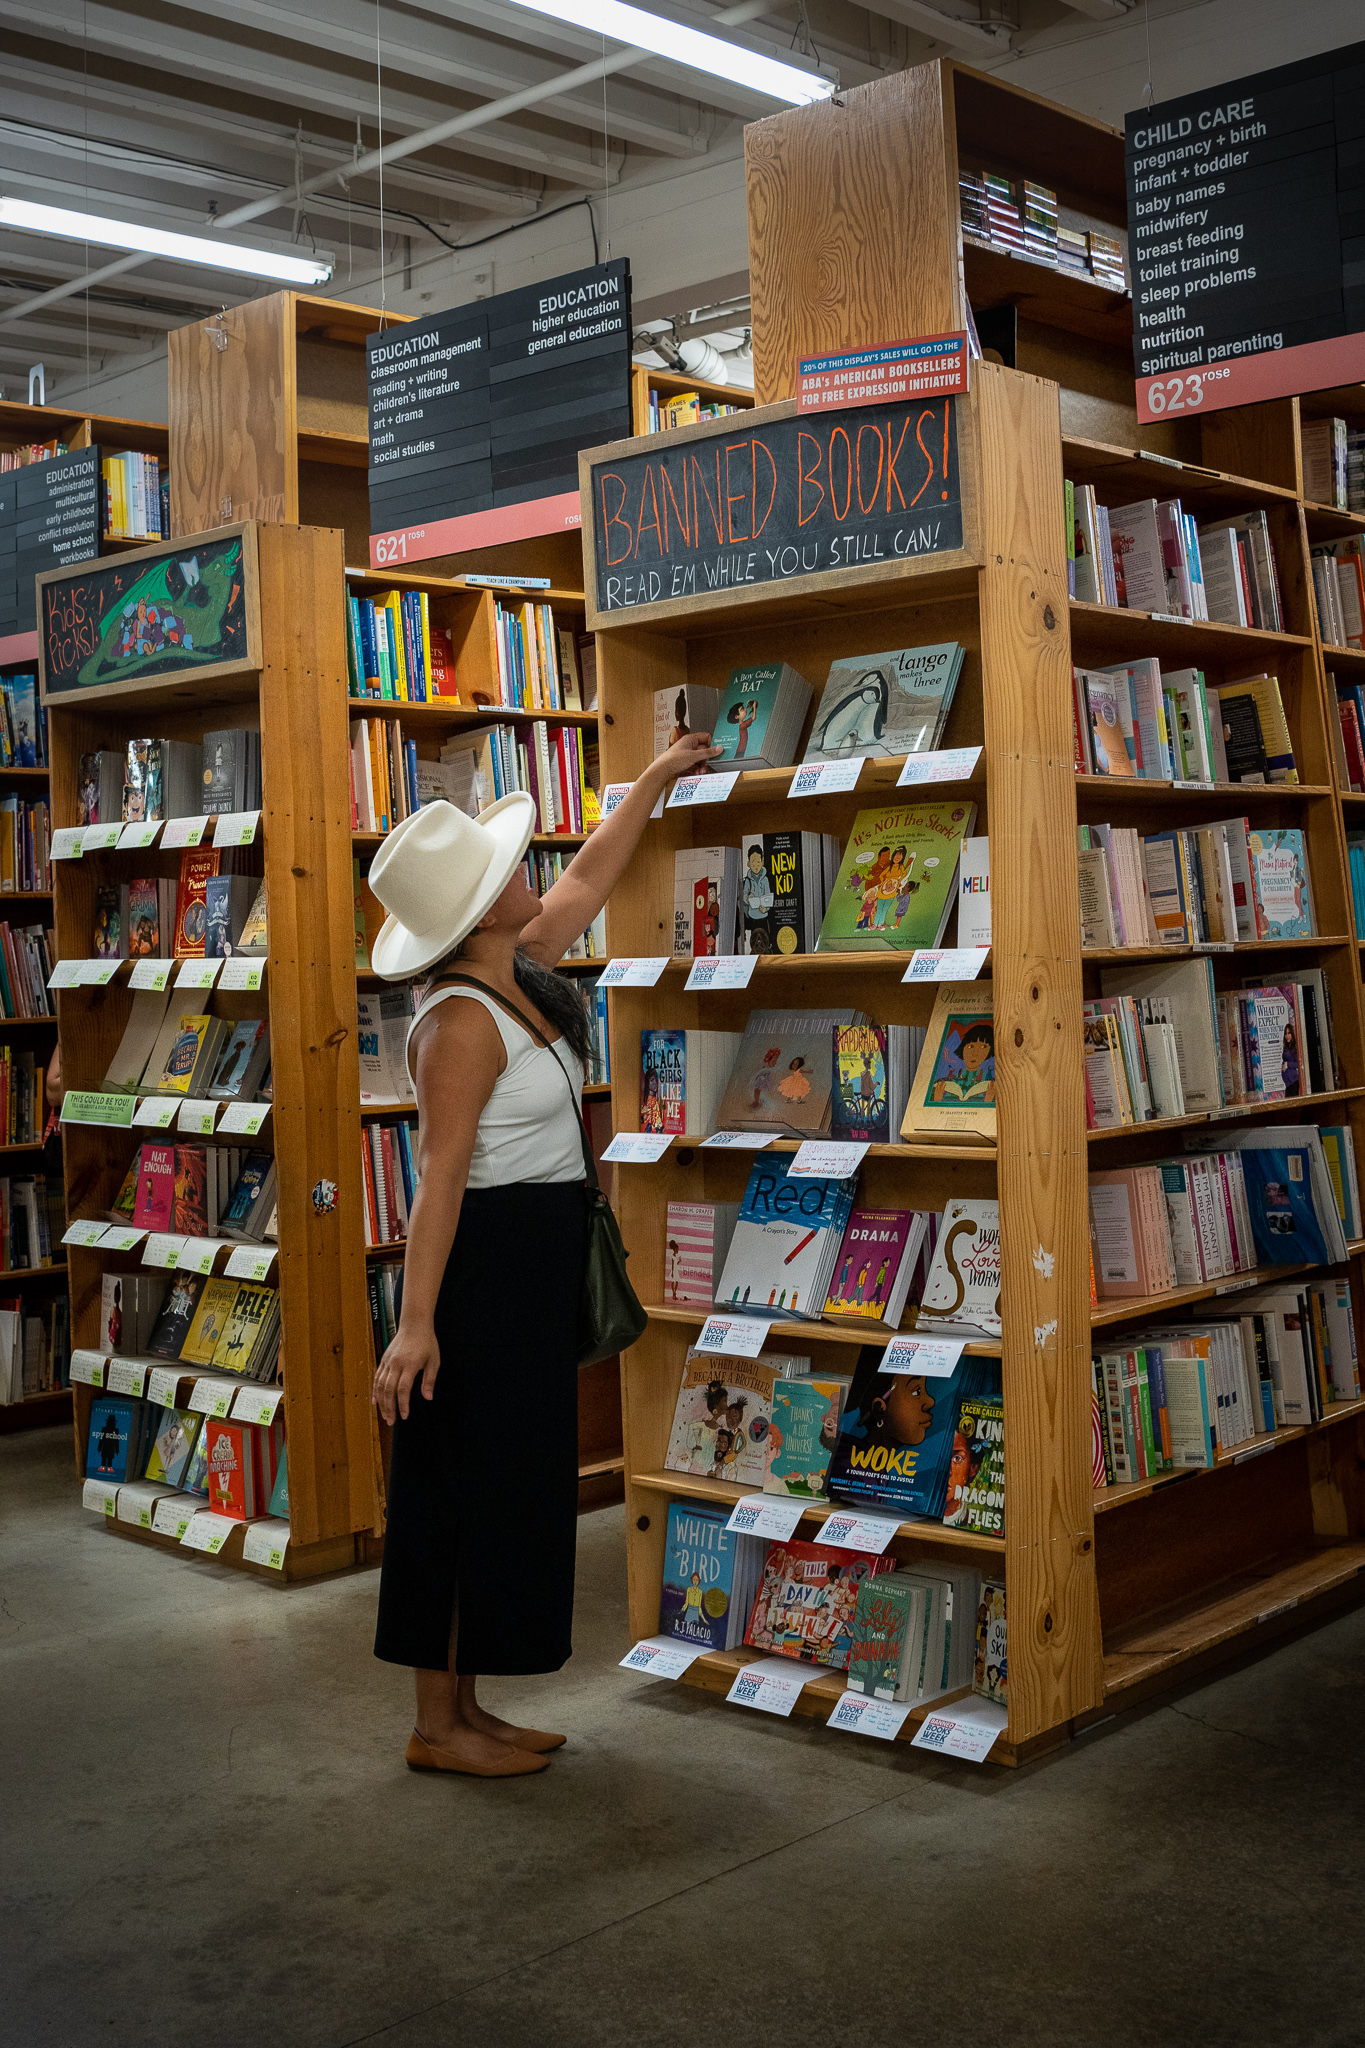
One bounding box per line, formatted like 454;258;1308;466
584;395;963;620
39;527;260;703
1126;40;1365;420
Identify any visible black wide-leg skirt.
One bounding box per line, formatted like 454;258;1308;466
374;1180;588;1674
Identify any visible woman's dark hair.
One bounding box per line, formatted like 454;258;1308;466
514;949;595;1065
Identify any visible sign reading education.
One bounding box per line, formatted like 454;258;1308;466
588;396;961;615
797;333;968;412
1126;40;1365;421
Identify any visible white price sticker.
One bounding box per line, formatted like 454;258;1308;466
903;948;991;982
217;1102;269;1137
104;1359;149;1397
896;746;982;787
882;1334;966;1378
116;1479;175;1528
817;1507;902;1553
827;1691;914;1740
145;1365;185;1408
685;954;759;991
128;958;172;991
180;1510;238;1554
142;1233;187;1268
666;770;740;809
62;1220;109;1248
242;1517;291;1569
598;957;671;987
177;1098;218;1135
725;1494;806;1541
79;822;123;851
217;956;264;991
133;1097;177;1128
601;782;633;818
151;1493;198;1540
231;1384;283;1424
98;1226;147;1253
47;959;85;989
619;1635;704;1680
1173;779;1214;792
187;1378;237;1418
601;1132;675;1164
788;757;865;797
82;1477;118;1516
699;1131;777;1150
175;958;222;990
212;809;260;847
696;1314;768;1357
70;1350;106;1387
224;1244;278;1281
50;827;84;861
725;1658;809;1717
910;1697;1007;1762
177;1237;225;1274
77;958;120;986
161;816;208;849
787;1140;869;1179
117;819;162;851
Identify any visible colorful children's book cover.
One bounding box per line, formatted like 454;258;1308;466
156;1014;213;1096
818;800;976;952
145;1273;205;1359
831;1024;888;1142
204;1420;253;1519
828;1348;1002;1518
144;1405;202;1488
93;885;122;959
663;1351;777;1487
711;664;786;766
974;1580;1008;1704
716;1153;856;1320
268;1441;289;1518
1247;829;1312;939
823;1208;917;1321
903;983;996;1142
846;1574;917;1699
917;1198;1003;1338
173;847;220;957
640;1029;686;1135
172;1146;208;1237
208;1020;268;1101
764;1377;845;1498
942;1394;1005;1534
211;1282;276;1378
132;1143;176;1233
180;1278;241;1367
659;1500;740;1650
714;1015;836;1138
181;1421;211;1496
804;643;963;761
86;1393;138;1480
743;1538;896;1669
126;878;159;957
240;877;270;956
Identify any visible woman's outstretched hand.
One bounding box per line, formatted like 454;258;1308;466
653;730;722;783
373;1322;441;1423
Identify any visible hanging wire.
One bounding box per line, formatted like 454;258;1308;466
602;35;610;261
1143;0;1154;108
376;0;386;322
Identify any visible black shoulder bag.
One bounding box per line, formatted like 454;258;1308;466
425;973;648;1366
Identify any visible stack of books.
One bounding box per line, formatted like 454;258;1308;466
1077;819;1314;949
100;452;167;541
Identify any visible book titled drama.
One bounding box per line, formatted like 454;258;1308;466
817;799;976;952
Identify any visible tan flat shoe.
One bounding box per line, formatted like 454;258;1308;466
406;1729;548;1778
499;1727;567;1754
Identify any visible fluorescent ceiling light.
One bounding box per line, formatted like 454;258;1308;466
0;197;333;285
501;0;834;103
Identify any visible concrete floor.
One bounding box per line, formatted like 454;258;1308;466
4;1425;1365;2048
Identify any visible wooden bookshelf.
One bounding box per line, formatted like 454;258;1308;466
630;365;755;438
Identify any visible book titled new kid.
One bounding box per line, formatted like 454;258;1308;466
817;800;976;952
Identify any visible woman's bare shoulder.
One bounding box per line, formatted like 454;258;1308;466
410;989;507;1080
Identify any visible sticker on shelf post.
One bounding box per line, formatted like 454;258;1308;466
218;957;265;992
62;1220;109;1248
61;1091;135;1128
786;1140;869;1179
177;1099;218;1135
79;822;123;852
133;1097;177;1128
128;959;173;992
910;1696;1008;1762
881;1334;966;1378
601;1132;674;1164
104;1359;149;1398
230;1383;283;1425
699;1131;777;1150
619;1635;705;1679
47;959;85;989
180;1509;238;1554
212;809;261;848
82;1477;118;1516
98;1225;147;1254
817;1507;902;1554
598;957;670;987
787;757;865;798
695;1314;768;1357
117;819;163;851
896;747;982;787
142;1233;188;1268
217;1102;269;1137
685;954;759;992
187;1378;237;1418
225;1244;278;1281
151;1493;199;1540
725;1494;806;1541
145;1365;186;1408
666;770;740;809
176;1237;225;1274
826;1692;915;1740
69;1350;106;1387
725;1658;810;1717
175;958;222;990
160;816;209;850
902;948;990;982
242;1517;291;1569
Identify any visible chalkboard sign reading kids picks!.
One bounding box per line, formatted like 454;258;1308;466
588;396;962;615
40;533;252;698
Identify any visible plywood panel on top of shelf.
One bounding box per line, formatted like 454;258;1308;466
170;299;296;537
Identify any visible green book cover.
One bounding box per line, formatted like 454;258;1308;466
764;1377;843;1497
818;800;977;952
268;1441;289;1518
846;1574;917;1699
712;664;784;766
1134;1350;1159;1477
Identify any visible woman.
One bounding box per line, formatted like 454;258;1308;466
370;727;715;1778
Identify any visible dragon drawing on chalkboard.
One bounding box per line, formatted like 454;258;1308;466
52;535;247;691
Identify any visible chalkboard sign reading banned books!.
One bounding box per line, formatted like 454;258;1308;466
585;396;963;620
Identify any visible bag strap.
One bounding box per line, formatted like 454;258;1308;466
422;971;601;1194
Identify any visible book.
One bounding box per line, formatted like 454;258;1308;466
711;661;812;771
172;1146;209;1237
663;1349;779;1488
1246;829;1313;939
237;877;269;955
743;1537;897;1669
831;1023;890;1142
974;1581;1008;1704
268;1442;289;1518
658;1499;759;1651
822;1208;927;1327
203;1419;256;1518
86;1393;140;1480
827;1348;1000;1516
817;799;976;952
956;836;990;946
200;729;246;814
917;1198;1002;1338
211;1281;278;1375
639;1028;742;1138
1082;667;1137;776
149;1013;227;1099
207;1020;270;1102
716;1152;858;1321
126;878;160;957
715;1007;859;1139
357;991;416;1103
902;982;995;1142
180;1278;241;1367
671;845;742;959
172;847;220;957
737;830;838;956
803;642;964;761
144;1405;202;1488
845;1574;921;1701
131;1143;176;1233
663;1200;740;1305
93;885;123;959
222;1154;277;1242
653;683;721;756
763;1376;846;1498
204;874;254;957
942;1393;1004;1533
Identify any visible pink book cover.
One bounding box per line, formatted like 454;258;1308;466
665;1200;723;1305
823;1209;915;1320
131;1143;176;1232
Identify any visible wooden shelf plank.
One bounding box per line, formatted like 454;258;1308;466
1070;598;1312;663
354;830;591;850
962;233;1131;349
1086;1085;1365;1144
1091;1243;1365;1332
346;698;598;729
1075;776;1335;808
343;565;586;607
641;1301;1000;1354
1094;1396;1365;1514
631;1466;1005;1555
1060;435;1299;516
1321;641;1365;670
0;766;51;784
0;1262;67;1282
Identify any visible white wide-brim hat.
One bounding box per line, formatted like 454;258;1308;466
369;793;538;980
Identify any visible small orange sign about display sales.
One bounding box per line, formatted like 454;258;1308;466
797;333;969;413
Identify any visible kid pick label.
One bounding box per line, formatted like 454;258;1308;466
47;959;84;989
145;1365;185;1408
79;822;123;851
599;957;670;987
242;1517;291;1569
49;827;84;861
177;1099;218;1135
786;1140;869;1178
225;1244;278;1281
619;1635;704;1680
881;1334;965;1378
62;1220;109;1248
685;954;758;992
133;1097;177;1128
99;1226;146;1253
151;1494;198;1540
212;809;261;848
788;757;865;797
817;1507;902;1554
188;1378;237;1418
218;957;265;992
665;770;740;809
217;1102;269;1137
177;1237;225;1274
142;1233;187;1268
105;1361;148;1399
725;1494;806;1541
117;819;162;850
180;1509;237;1554
161;816;208;849
601;1132;674;1164
77;958;120;986
82;1477;118;1515
128;959;172;992
896;746;982;787
902;948;990;982
69;1349;106;1387
175;958;222;990
827;1692;914;1741
696;1314;768;1357
230;1383;283;1424
725;1657;809;1717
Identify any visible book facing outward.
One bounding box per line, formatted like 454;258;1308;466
711;662;812;772
903;983;995;1143
663;1200;740;1306
828;1347;1003;1519
916;1199;1002;1339
744;1538;897;1670
640;1029;743;1138
737;830;840;956
817;800;977;953
653;683;721;756
716;1152;858;1321
845;1564;980;1704
823;1209;928;1327
764;1377;847;1498
658;1499;762;1652
803;643;964;762
662;1349;804;1489
172;847;220;957
672;845;741;959
715;1008;861;1139
831;1022;921;1144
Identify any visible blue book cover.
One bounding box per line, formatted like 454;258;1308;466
1239;1146;1332;1267
716;1153;857;1321
659;1500;737;1650
712;664;785;766
1248;829;1313;940
86;1393;140;1481
827;1350;1001;1519
8;675;38;767
226;1151;274;1228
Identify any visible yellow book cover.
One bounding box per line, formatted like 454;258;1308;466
665;393;700;429
1210;672;1297;782
418;590;432;698
211;1282;274;1377
519;603;543;709
180;1279;243;1366
902;982;996;1143
157;1014;214;1097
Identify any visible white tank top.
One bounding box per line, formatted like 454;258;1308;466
405;985;586;1188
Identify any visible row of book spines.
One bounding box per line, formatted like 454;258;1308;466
0;1172;60;1271
349;717;412;836
1310;542;1365;650
0;676;46;769
0;799;50;895
958;172;1124;280
0;923;53;1020
1;1299;69;1399
1067;485;1284;630
1300;417;1365;514
1073;665;1298;788
492;600;572;712
1078;818;1307;951
488;721;589;835
0;1048;44;1146
367;1258;402;1358
646;392;747;434
100;453;167;541
361;1120;417;1248
0;441;65;472
346;589;452;704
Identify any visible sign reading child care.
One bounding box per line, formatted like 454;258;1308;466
586;395;962;618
